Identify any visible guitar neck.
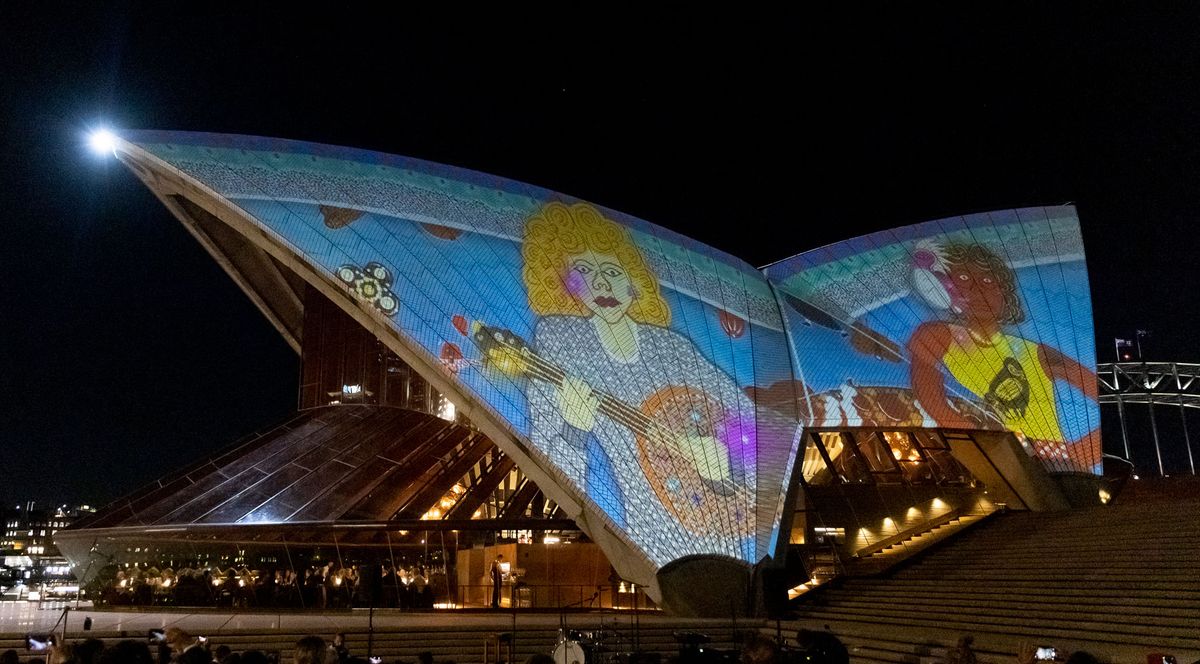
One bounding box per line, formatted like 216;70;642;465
518;347;656;437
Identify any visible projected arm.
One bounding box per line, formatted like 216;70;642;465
1037;344;1099;401
1038;342;1102;460
527;319;599;458
908;321;959;426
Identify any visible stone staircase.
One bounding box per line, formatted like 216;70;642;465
788;494;1200;662
846;509;995;576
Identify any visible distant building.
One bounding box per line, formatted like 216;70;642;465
1;502;95;590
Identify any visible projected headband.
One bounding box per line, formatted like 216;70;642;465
910;241;957;313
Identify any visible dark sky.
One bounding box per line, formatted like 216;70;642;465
3;5;1199;506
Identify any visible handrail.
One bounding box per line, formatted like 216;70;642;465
851;507;964;559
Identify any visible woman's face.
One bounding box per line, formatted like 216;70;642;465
948;260;1005;325
565;249;634;323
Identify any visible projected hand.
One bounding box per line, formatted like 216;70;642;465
558;375;600;432
685;435;734;484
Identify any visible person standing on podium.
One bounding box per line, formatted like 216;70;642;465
490;554;505;609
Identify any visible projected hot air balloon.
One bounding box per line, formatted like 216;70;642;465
718;309;746;338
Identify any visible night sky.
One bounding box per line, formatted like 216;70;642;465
3;5;1200;507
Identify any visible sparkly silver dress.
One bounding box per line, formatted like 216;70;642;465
527;315;758;565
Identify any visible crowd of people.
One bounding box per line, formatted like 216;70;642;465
97;563;449;609
0;628;1185;664
0;630;374;664
938;635;1116;664
739;630;1173;664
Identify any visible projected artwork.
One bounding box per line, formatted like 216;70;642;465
515;202;755;538
116;129;1101;576
120;131;800;568
907;240;1098;465
766;208;1101;474
336;262;399;316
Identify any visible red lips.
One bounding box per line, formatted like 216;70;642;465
594;296;620;308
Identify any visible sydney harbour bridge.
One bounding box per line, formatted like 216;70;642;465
1098;361;1200;476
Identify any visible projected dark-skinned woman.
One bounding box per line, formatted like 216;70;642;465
906;241;1100;471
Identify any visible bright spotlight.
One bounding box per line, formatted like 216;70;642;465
88;129;117;155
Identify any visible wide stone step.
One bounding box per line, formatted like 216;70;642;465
790;604;1200;653
931;533;1200;549
892;564;1200;577
944;520;1200;533
828;586;1200;610
891;573;1200;585
812;595;1200;628
940;526;1200;536
894;566;1200;579
929;553;1200;565
917;540;1200;553
851;579;1200;596
795;600;1198;641
896;560;1200;573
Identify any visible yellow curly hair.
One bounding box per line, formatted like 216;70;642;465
522;202;670;326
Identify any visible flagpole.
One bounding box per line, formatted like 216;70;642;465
1114;338;1133;462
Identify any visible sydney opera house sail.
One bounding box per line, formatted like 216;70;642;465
73;130;1101;612
764;208;1100;476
